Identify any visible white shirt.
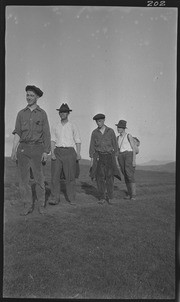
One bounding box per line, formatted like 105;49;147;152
51;121;81;148
118;133;132;152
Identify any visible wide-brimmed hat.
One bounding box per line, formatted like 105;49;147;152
93;113;105;120
115;120;127;128
56;103;72;113
25;85;43;97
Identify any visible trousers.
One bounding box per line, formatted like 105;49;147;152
51;147;77;202
96;152;114;200
16;143;45;207
117;151;135;183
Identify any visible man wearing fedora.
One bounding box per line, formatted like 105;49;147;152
11;85;51;215
49;103;81;205
89;113;120;204
116;120;137;200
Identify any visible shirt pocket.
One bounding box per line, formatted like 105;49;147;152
21;121;29;132
34;119;43;133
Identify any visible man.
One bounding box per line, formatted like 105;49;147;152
11;85;51;215
49;103;81;205
116;120;137;200
89;113;120;204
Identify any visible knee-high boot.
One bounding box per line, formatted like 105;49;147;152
124;182;131;199
130;182;136;200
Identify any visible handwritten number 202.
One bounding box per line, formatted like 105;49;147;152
147;1;166;6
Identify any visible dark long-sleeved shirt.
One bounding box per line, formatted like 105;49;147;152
89;126;119;158
12;105;51;153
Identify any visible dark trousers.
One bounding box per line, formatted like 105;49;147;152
117;151;135;184
51;147;77;202
96;153;114;200
16;143;45;208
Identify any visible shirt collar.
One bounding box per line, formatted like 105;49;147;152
97;125;108;132
23;105;41;112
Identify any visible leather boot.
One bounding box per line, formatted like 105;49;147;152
124;182;131;199
130;183;136;200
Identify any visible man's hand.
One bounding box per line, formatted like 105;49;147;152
115;157;120;170
90;158;93;167
11;149;17;161
132;160;136;168
41;152;48;163
76;153;81;161
51;153;56;160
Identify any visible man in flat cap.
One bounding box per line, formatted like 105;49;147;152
89;113;120;204
11;85;51;215
49;103;81;205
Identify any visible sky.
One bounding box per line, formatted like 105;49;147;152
5;5;177;164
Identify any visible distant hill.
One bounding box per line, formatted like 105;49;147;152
140;160;174;166
136;162;175;173
4;157;175;173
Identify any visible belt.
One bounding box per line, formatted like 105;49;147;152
57;146;72;149
98;151;112;155
119;150;132;154
21;141;43;145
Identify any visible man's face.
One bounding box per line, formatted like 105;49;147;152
117;127;125;135
26;90;38;106
59;111;69;120
96;119;105;129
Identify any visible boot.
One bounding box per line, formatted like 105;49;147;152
124;182;131;199
130;183;136;200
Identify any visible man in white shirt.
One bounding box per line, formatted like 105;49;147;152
49;103;81;205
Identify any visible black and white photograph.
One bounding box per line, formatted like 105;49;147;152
3;0;178;299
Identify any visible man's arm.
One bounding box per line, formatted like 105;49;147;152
11;133;20;161
128;134;136;167
111;130;120;168
72;123;81;160
51;140;56;160
89;132;95;167
75;143;81;160
42;111;51;154
42;111;51;162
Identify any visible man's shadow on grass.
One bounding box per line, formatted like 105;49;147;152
31;181;51;205
80;181;99;199
32;180;71;205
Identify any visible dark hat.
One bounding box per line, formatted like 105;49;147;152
93;113;105;120
115;120;127;128
25;85;43;97
56;103;72;113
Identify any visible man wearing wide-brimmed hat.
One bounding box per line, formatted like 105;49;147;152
116;119;137;200
11;85;51;215
89;113;120;204
49;103;81;205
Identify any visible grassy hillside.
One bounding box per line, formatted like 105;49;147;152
3;158;175;299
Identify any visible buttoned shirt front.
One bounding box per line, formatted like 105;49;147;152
51;121;81;148
89;126;118;157
12;105;51;153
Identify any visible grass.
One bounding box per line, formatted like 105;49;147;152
3;158;175;299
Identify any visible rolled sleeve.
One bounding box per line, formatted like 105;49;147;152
12;112;21;137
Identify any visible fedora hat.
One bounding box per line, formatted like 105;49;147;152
115;120;127;128
25;85;43;97
56;103;72;113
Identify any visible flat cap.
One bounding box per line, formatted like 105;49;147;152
93;113;105;120
25;85;43;97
